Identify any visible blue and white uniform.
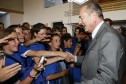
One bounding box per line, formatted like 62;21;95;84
63;48;81;84
4;53;33;84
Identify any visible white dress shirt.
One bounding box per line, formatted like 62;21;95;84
92;21;104;39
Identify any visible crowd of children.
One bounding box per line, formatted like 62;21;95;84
0;22;91;84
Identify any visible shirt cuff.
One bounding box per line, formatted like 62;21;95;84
21;50;31;58
75;56;77;62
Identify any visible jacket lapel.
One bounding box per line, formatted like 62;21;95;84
85;23;106;54
85;38;97;54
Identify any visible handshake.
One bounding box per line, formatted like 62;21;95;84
64;52;75;62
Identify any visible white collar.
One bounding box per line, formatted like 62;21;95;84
20;43;24;45
92;21;104;39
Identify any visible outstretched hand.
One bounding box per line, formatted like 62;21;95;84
0;63;21;82
65;52;75;62
34;63;44;72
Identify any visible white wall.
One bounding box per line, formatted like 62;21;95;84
23;0;126;34
64;9;126;23
103;10;126;20
0;13;10;28
24;0;66;24
23;0;74;34
23;0;45;25
0;13;23;28
10;13;23;25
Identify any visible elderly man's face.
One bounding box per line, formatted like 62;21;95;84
79;6;96;33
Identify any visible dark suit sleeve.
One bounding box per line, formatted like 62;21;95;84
81;32;123;84
76;56;85;66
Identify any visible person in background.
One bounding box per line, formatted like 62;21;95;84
22;22;31;29
0;22;4;31
22;26;31;42
66;3;125;84
44;33;70;84
71;26;88;56
62;33;81;84
77;28;88;55
6;24;68;58
3;27;66;84
104;18;113;26
0;31;21;83
119;26;126;37
23;23;67;84
46;27;52;35
42;27;52;50
74;27;80;37
0;29;44;84
62;26;68;35
70;27;80;54
27;23;48;67
52;26;63;37
23;26;51;47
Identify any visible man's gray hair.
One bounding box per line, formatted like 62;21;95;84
86;3;104;19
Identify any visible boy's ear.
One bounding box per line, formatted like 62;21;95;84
34;32;37;37
63;40;67;44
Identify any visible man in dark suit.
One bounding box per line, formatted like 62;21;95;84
66;3;126;84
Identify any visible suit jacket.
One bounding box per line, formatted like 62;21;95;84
76;23;126;84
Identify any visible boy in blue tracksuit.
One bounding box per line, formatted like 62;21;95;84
4;53;33;84
1;29;44;84
44;33;70;84
62;33;81;84
6;24;68;84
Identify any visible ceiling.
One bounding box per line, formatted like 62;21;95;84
0;0;23;16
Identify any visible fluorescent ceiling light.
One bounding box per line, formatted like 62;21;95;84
0;11;6;14
68;0;88;5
